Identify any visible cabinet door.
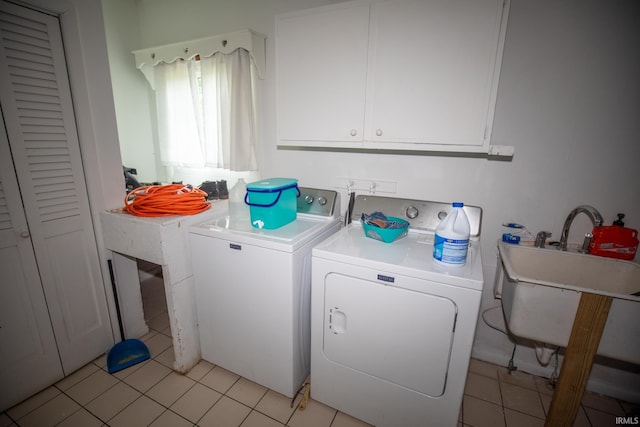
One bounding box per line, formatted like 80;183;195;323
0;111;64;411
0;1;112;376
369;0;506;148
276;1;370;144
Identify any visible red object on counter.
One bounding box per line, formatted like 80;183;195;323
590;226;639;260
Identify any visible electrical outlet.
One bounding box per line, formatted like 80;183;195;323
334;177;397;194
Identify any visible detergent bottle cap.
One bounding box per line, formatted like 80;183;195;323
613;213;625;227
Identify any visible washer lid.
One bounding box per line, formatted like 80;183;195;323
190;213;340;251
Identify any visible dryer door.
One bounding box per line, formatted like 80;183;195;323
323;273;456;397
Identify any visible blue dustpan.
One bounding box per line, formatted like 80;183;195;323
107;339;150;374
106;260;151;374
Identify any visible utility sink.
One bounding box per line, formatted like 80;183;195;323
498;242;640;301
496;241;640;364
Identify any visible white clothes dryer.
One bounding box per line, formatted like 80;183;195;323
189;187;339;398
311;195;484;427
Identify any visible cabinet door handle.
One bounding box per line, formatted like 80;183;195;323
350;129;357;137
20;230;30;238
375;129;383;137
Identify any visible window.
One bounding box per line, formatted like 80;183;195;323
154;48;258;172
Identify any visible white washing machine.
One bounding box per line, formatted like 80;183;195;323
189;187;340;398
311;195;484;427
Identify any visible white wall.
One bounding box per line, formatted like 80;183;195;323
102;0;159;183
103;0;640;401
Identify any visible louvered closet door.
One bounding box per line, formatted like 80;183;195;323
0;109;64;411
0;1;112;376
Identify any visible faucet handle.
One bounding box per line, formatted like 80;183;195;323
535;231;552;248
580;233;593;254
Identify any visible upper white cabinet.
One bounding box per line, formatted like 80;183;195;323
276;0;509;153
276;1;371;144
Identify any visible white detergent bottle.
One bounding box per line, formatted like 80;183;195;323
229;178;249;221
433;202;470;266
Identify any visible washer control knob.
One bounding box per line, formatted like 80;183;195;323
318;196;327;205
438;210;448;220
304;195;314;204
406;206;419;219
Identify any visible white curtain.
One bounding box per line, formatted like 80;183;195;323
154;48;257;171
154;60;203;167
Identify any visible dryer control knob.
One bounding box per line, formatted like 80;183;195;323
304;195;314;204
318;196;327;205
406;206;419;219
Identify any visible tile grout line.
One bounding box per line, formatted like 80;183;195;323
495;367;508;427
536;377;552;426
56;359;169;426
55;376;115;425
7;306;633;427
141;300;291;426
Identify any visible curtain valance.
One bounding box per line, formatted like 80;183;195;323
132;29;265;90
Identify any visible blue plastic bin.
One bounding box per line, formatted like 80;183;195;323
245;178;300;229
362;216;409;243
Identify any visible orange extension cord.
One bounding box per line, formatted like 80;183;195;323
124;184;210;217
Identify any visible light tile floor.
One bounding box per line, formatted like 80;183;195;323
2;276;637;427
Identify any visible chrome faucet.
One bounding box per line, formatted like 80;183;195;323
558;205;603;251
535;231;552;248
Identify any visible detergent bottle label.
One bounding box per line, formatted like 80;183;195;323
433;234;469;265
